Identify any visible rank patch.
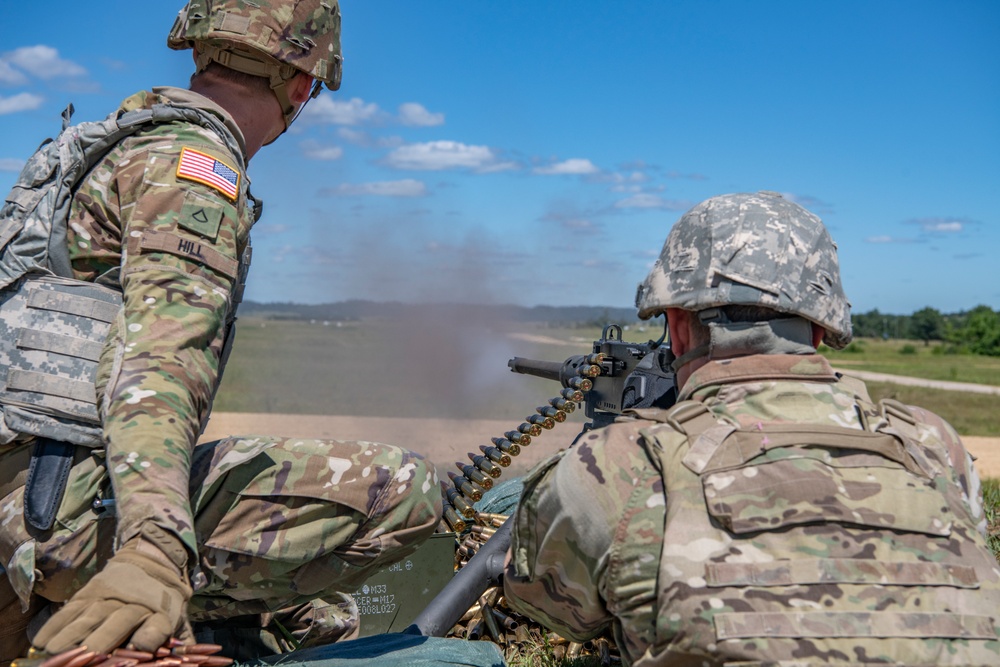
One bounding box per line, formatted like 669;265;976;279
176;147;240;200
179;190;226;240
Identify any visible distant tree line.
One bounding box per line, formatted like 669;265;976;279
241;300;1000;357
851;305;1000;356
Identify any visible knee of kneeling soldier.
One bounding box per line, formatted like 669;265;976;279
368;449;441;556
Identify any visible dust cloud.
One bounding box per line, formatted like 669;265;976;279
310;211;570;422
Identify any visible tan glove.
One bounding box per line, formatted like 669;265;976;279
33;528;193;655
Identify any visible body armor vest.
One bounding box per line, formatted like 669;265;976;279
0;102;255;447
633;396;1000;666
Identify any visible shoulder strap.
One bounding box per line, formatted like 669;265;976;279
649;394;932;479
1;102;250;284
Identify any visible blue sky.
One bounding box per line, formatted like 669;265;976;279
1;1;997;315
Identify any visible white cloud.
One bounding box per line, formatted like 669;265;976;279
301;96;380;125
0;92;43;115
614;193;689;210
337;128;369;145
326;179;428;197
561;218;601;235
385;141;515;172
398;102;444;127
336;128;405;149
300;141;344;161
0;61;26;85
904;217;967;234
865;235;919;244
927;221;962;232
4;45;86;80
0;158;25;172
534;158;599;175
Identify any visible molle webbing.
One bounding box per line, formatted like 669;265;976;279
705;558;980;589
682;423;928;477
0;276;121;427
16;329;103;362
27;286;119;323
713;611;997;640
6;370;96;404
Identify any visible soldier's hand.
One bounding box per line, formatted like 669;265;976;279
33;533;193;654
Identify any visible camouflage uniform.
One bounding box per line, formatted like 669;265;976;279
0;88;440;650
505;354;1000;666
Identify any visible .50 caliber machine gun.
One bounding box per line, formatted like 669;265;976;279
410;322;678;639
508;323;678;430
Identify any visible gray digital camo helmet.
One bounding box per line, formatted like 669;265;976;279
635;191;853;349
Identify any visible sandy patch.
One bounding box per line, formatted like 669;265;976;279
202;412;1000;480
200;412;576;479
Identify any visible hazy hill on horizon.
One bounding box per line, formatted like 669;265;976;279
239;300;640;325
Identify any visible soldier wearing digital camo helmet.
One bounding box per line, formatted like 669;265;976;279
504;191;1000;665
0;2;439;662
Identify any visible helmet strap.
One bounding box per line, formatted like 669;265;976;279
194;43;303;140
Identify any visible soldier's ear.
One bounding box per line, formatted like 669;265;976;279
667;308;692;355
812;323;824;349
289;73;315;104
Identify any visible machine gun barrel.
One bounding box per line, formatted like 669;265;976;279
507;357;566;383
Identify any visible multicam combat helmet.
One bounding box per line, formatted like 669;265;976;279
168;0;342;128
635;191;852;349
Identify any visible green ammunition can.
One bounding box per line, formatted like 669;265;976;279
352;533;458;636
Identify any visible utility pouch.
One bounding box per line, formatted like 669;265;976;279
23;436;76;531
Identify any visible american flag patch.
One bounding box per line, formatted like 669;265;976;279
176;147;240;200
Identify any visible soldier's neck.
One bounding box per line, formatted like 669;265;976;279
189;79;283;160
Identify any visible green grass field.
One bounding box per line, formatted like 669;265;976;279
216;322;999;437
985;478;1000;559
215;318;600;419
215;319;1000;664
822;337;1000;386
821;338;1000;436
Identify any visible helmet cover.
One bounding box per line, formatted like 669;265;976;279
168;0;342;90
635;191;852;349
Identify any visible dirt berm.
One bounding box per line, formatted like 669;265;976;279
202;412;1000;481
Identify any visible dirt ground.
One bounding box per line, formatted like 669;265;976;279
202;412;1000;480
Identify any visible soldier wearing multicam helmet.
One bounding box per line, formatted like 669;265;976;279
0;1;440;661
503;191;1000;665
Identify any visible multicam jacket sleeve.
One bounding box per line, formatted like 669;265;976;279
504;423;664;657
68;91;252;558
908;405;988;535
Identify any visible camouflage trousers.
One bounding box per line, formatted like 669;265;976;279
0;435;441;655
